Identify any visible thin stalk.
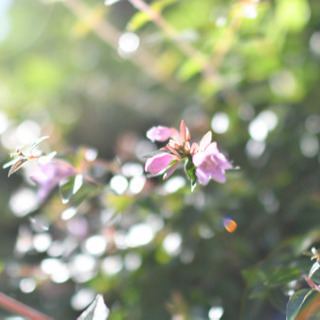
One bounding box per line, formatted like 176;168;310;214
0;292;53;320
127;0;219;83
62;0;182;90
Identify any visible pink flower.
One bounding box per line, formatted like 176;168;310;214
30;161;76;202
145;153;178;179
192;142;232;185
146;126;177;142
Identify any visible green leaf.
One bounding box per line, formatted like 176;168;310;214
177;58;201;81
77;294;109;320
184;157;196;191
309;262;320;281
127;0;177;32
265;267;301;286
276;0;310;32
286;289;313;320
106;194;134;212
59;174;84;204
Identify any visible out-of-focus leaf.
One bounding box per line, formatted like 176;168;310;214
128;0;177;32
177;58;201;81
59;174;84;204
286;289;313;320
265;267;301;286
106;194;134;212
165;0;212;30
276;0;310;32
77;294;109;320
184;157;196;191
18;56;65;93
5;158;28;177
156;50;182;79
267;288;287;313
309;262;320;280
72;5;108;38
28;136;49;152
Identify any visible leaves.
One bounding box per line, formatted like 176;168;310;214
28;136;49;153
276;0;310;32
184;157;196;191
77;294;109;320
309;262;320;280
5;158;28;177
59;174;84;204
286;289;315;320
106;194;134;212
265;267;301;286
3;136;50;177
127;0;177;31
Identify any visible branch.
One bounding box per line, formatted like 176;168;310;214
62;0;182;90
0;292;53;320
127;0;219;83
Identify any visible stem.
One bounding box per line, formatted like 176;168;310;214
62;0;181;90
127;0;218;83
0;292;53;320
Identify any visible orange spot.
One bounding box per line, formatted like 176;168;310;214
223;218;237;233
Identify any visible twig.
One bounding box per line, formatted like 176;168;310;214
62;0;182;90
0;292;53;320
127;0;219;83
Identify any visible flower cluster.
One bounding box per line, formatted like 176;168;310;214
145;120;232;188
30;161;77;203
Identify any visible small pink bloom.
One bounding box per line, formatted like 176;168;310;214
146;126;177;142
30;161;76;202
192;142;232;185
145;153;176;176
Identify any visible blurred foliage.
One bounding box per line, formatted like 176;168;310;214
0;0;320;319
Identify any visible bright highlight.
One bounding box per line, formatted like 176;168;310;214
222;217;237;233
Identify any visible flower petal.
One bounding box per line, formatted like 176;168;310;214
192;141;232;185
195;168;210;185
210;167;227;183
146;126;172;142
145;153;174;175
163;161;179;180
199;131;212;151
192;152;206;167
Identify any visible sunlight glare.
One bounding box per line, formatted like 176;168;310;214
19;278;36;294
163;232;182;256
33;233;52;252
83;235;107;256
246;139;266;159
300;134;319;158
0;111;9;134
211;112;230;134
310;32;320;55
17;120;41;145
129;175;146;194
124;252;142;271
9;188;38;217
110;175;128;195
71;288;96;311
118;32;140;56
101;255;123;275
208;306;224;320
126;223;154;247
164;176;186;193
